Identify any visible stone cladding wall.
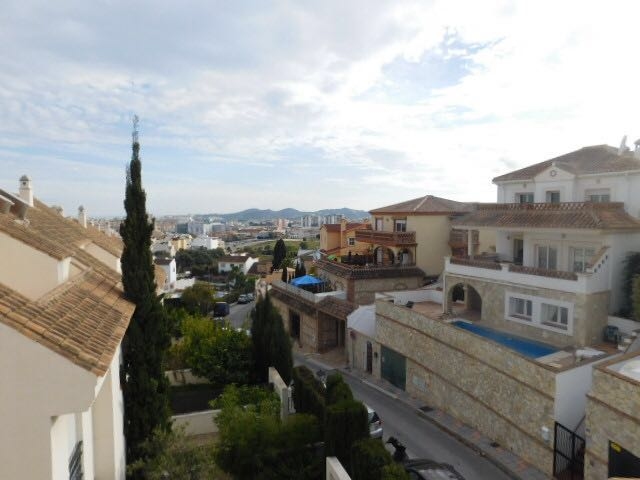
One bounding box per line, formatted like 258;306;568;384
584;354;640;480
375;300;557;476
444;273;609;347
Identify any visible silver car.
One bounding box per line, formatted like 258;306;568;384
366;404;383;439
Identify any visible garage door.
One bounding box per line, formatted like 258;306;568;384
381;346;406;390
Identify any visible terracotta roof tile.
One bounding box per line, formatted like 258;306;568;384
370;195;473;215
452;202;640;230
0;196;134;376
492;145;640;183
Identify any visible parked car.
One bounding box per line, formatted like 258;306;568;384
237;294;249;304
246;293;255;301
212;301;229;317
366;404;383;439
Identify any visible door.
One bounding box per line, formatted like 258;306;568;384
513;238;524;265
381;346;406;390
366;342;373;373
609;441;640;478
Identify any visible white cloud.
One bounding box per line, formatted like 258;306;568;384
1;0;640;215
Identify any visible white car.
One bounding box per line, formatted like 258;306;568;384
366;404;383;439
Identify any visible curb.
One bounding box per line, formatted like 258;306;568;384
294;354;542;480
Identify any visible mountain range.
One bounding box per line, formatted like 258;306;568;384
199;207;370;222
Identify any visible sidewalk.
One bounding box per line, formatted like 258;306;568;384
294;351;551;480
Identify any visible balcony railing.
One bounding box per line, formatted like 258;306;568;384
508;264;578;281
355;229;416;246
449;256;501;270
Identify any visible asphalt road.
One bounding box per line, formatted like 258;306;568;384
227;300;254;329
294;357;511;480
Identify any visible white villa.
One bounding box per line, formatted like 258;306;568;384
444;144;640;348
0;176;135;479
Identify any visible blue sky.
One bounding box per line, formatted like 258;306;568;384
2;0;640;216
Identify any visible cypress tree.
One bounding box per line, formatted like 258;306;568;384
281;265;288;282
250;293;293;384
272;238;287;271
120;117;171;470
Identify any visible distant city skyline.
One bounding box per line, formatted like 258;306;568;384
2;1;640;216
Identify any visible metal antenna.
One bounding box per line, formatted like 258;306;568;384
132;114;139;143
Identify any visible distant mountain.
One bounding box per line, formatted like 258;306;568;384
205;207;370;222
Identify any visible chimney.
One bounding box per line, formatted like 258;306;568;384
635;139;640;159
19;175;33;206
78;205;87;228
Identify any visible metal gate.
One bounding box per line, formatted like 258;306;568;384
381;346;406;390
553;422;585;479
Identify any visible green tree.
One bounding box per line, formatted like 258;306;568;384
180;282;216;315
127;426;221;480
250;293;293;384
119;118;171;470
214;385;322;480
351;438;396;480
179;315;252;386
325;400;369;471
281;265;288;282
272;238;287;271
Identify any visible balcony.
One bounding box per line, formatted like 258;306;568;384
316;259;423;280
449;229;479;249
355;229;416;247
445;250;611;295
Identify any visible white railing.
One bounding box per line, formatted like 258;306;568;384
445;255;611;295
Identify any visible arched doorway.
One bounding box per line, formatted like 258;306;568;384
447;282;482;321
374;247;396;266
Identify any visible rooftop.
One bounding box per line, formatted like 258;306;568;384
493;144;640;183
369;195;473;215
452;202;640;231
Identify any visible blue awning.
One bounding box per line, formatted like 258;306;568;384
291;275;324;286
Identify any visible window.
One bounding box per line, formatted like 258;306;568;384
585;188;610;203
546;191;560;203
541;303;569;330
515;192;534;203
348;237;355;246
375;217;383;231
394;219;407;232
509;297;532;320
536;245;558;269
571;247;595;273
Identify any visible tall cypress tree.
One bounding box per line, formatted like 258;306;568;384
120;117;171;470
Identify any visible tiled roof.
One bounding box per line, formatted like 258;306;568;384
219;255;249;263
370;195;473;215
317;296;358;321
323;223;370;232
492;145;640;183
452;202;640;230
0;195;135;376
316;259;425;279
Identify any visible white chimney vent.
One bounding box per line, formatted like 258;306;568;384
78;205;87;228
634;138;640;159
19;175;33;207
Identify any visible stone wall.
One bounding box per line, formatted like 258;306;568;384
445;273;609;348
319;268;422;304
375;300;556;475
347;329;376;372
271;295;318;350
584;354;640;480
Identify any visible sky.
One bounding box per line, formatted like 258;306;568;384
2;1;640;217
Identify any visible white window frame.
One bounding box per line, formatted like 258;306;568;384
508;296;533;321
546;190;560;203
585;188;611;203
348;237;355;246
394;218;407;232
541;303;570;331
536;244;558;270
505;292;573;335
515;192;534;203
570;246;596;273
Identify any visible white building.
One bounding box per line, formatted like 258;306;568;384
190;235;225;250
444;143;640;348
0;176;135;479
155;257;177;290
187;221;214;236
218;255;258;275
151;239;176;258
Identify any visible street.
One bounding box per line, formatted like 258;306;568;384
227;300;254;330
295;356;512;480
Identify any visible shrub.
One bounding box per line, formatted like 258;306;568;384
325;400;369;471
326;373;353;406
381;462;410;480
292;366;326;424
351;438;394;480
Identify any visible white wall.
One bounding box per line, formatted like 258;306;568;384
604;232;640;313
383;288;443;305
172;410;220;436
554;356;614;436
608;315;640;335
85;243;121;274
